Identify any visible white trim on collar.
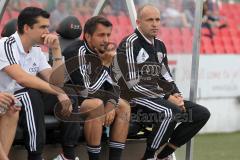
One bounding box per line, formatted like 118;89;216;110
84;42;96;54
137;28;154;45
12;32;27;55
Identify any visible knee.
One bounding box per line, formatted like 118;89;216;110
201;107;211;121
193;105;211;122
117;99;131;114
90;99;104;110
81;99;105;120
82;98;104;112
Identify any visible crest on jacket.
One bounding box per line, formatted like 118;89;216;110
136;48;149;64
157;52;164;63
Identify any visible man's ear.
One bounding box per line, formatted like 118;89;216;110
23;24;31;33
136;19;140;26
84;33;91;42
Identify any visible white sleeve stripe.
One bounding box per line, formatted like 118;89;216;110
126;33;137;80
161;64;173;82
78;46;108;94
5;37;17;64
79;46;92;88
127;35;135;79
126;34;134;79
81;47;91;86
129;36;138;79
133;85;154;97
133;84;164;98
78;46;90;88
88;70;108;93
126;34;137;79
4;37;17;65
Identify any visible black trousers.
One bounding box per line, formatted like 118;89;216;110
43;93;81;147
15;88;80;156
131;98;210;150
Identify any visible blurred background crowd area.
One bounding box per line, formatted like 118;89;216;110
1;0;240;54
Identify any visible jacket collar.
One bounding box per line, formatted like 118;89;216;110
135;28;155;45
84;41;96;54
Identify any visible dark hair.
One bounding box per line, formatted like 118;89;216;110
17;7;50;34
83;16;112;36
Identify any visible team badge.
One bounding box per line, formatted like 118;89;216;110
136;48;149;64
157;52;164;63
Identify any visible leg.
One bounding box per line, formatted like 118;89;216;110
44;93;81;160
80;98;104;160
16;89;45;160
60;121;80;160
109;98;131;160
0;142;8;160
157;101;210;159
132;98;181;160
169;101;210;147
59;95;81;160
0;109;19;155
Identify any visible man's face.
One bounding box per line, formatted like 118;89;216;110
86;24;112;54
27;16;50;45
137;7;160;39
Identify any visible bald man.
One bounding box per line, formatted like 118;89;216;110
116;4;210;160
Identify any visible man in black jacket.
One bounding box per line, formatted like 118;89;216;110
63;16;130;160
116;4;210;160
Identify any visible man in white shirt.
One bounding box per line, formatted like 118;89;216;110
0;7;72;160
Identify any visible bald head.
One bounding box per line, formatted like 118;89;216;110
136;4;161;41
137;4;160;20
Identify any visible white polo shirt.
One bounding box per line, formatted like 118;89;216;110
0;32;51;92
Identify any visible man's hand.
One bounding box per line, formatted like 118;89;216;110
103;102;116;126
0;93;21;113
41;33;61;51
57;94;73;117
97;43;116;67
167;94;186;112
0;93;14;108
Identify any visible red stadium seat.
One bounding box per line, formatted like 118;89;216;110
201;37;212;47
200;46;205;54
229;29;240;38
107;15;118;25
222;37;232;46
231;37;240;47
201;28;211;36
214;45;225;53
183;43;192;53
169;28;181;35
202;43;215;53
171;43;184;53
212;37;223;46
0;11;10;26
224;45;235;53
170;35;182;44
118;15;131;26
234;45;240;53
181;28;192;37
159;27;171;37
220;28;230;37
